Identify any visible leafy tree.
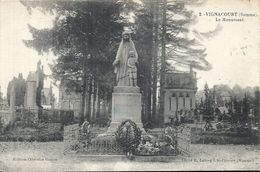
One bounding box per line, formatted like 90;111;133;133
198;84;258;124
133;0;154;126
22;1;125;124
210;84;232;106
22;0;214;127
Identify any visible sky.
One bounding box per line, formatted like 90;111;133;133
0;0;56;97
0;0;259;99
190;0;260;90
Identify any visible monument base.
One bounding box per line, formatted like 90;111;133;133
106;86;145;134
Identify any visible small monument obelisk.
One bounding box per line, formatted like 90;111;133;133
107;30;144;133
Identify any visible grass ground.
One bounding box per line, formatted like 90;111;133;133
0;142;259;171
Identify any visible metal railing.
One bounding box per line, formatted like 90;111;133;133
83;138;124;155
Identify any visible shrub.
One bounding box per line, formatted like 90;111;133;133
115;120;141;154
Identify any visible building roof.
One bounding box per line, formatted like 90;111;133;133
165;72;197;90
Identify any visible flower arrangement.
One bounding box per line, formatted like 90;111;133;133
115;120;142;156
135;142;160;155
135;132;177;156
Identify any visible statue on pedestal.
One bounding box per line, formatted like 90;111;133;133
107;30;144;134
113;31;138;86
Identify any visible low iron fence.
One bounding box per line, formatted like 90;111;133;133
83;138;124;155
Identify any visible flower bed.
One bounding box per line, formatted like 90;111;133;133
74;120;181;157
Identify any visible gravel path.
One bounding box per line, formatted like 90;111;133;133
0;142;259;171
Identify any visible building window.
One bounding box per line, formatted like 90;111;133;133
183;97;185;107
186;93;190;97
172;93;176;97
190;98;192;108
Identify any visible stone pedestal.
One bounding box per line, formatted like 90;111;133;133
107;86;144;133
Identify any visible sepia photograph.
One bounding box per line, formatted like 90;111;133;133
0;0;259;171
